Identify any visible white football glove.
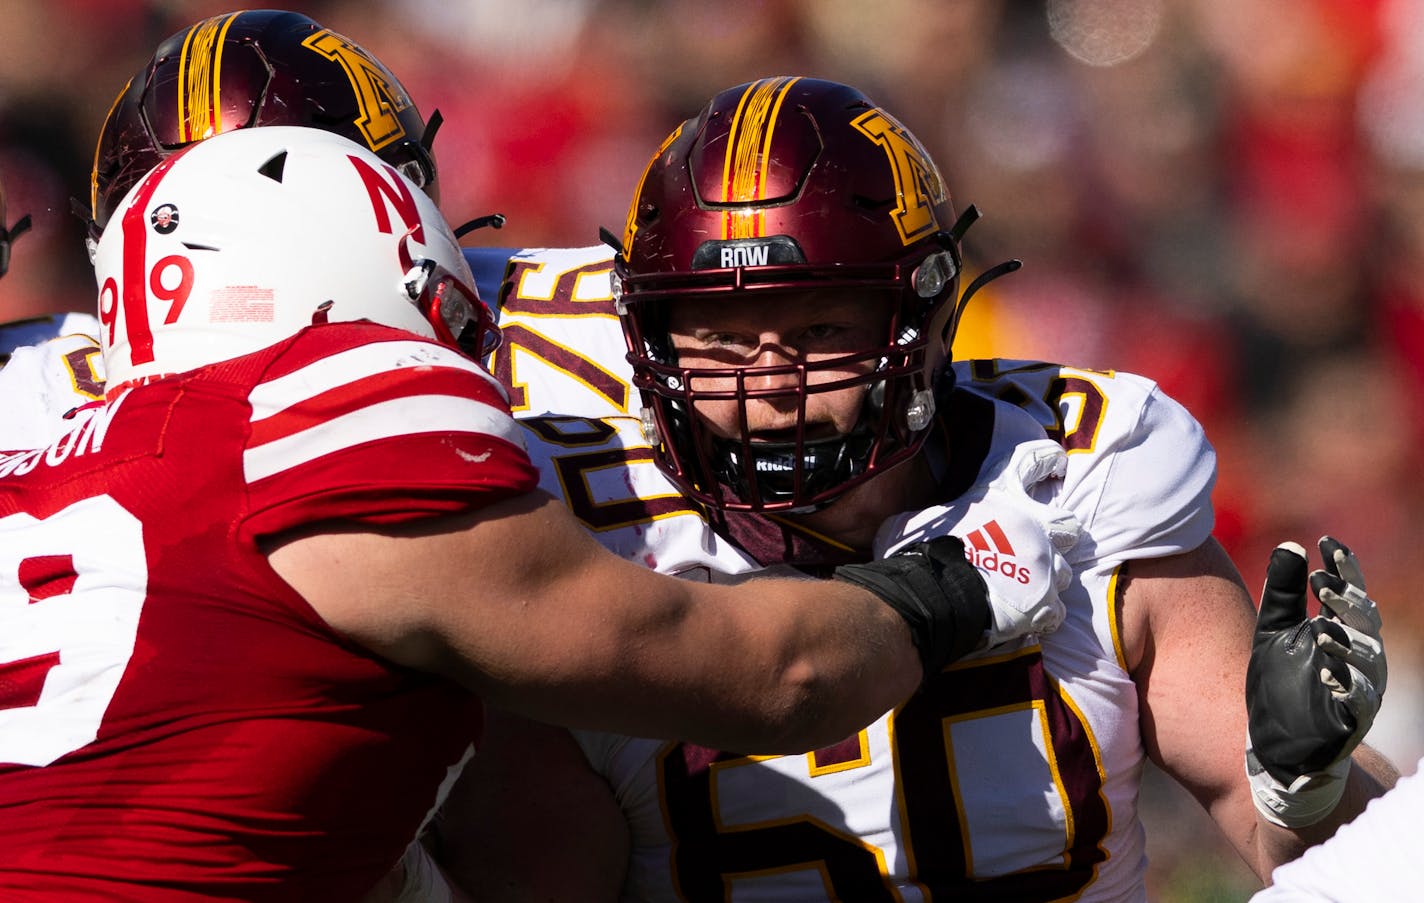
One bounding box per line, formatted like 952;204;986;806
874;440;1081;648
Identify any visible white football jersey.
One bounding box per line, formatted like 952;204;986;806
485;246;631;419
0;316;105;451
520;359;1216;902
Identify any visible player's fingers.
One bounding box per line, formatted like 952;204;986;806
1314;630;1352;662
1052;551;1073;593
1313;577;1382;636
1330;665;1380;730
1258;542;1309;633
1313;618;1387;693
1318;664;1349;699
1046;509;1081;554
992;440;1067;494
1318;536;1365;591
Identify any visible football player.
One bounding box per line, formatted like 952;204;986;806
432;77;1397;901
0;125;1068;899
1;8;453;453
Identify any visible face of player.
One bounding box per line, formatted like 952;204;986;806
665;288;890;446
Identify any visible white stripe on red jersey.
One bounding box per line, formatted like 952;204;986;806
250;339;506;415
246;391;523;483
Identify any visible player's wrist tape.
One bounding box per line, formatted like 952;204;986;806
1246;747;1349;829
833;536;990;678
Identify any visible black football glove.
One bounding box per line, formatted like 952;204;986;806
1245;537;1385;827
833;535;990;679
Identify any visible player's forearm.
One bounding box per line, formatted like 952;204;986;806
679;575;923;751
1324;744;1399;831
477;566;921;752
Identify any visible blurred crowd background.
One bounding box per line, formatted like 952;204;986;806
3;0;1421;898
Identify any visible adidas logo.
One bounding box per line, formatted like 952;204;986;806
963;520;1032;585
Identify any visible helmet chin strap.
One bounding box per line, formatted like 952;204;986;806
943;204;1022;349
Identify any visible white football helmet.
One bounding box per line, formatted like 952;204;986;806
92;125;495;391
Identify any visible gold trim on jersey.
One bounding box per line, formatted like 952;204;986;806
719;846;896;900
941;698;1067;872
509;260;617;313
700;753;903;897
65;344;105;400
1058;683;1112;838
764;512;858;555
561;456;686;518
503;330;628;414
806;730;871;777
1107;563;1129;672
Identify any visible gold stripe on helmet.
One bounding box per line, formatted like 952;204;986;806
178;13;238;144
91;79;132;216
720;76;800;241
621;123;683;262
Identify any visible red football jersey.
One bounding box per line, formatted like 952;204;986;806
0;322;538;900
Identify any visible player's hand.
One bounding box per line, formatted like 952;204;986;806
833;533;993;679
1245;537;1386;827
873;439;1081;648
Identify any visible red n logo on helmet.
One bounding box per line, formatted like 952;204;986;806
348;154;425;245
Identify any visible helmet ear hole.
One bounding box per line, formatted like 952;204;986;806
257;151;288;183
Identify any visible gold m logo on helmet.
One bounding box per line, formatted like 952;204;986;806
850;109;946;245
301;31;413;151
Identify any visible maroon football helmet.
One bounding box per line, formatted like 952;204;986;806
613;76;985;513
89;9;438;241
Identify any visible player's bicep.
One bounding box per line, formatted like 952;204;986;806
264;489;660;683
1122;539;1261;848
